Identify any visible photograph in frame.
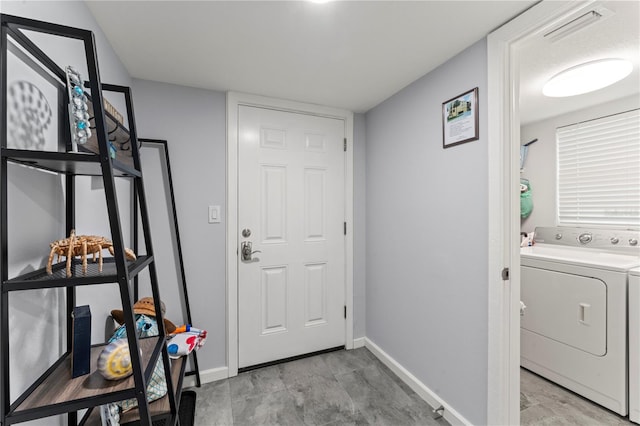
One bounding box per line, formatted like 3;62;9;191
442;87;479;149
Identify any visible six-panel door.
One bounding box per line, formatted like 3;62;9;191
238;106;346;368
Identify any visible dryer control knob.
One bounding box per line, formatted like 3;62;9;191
555;233;562;240
610;237;619;245
630;238;638;246
578;233;592;244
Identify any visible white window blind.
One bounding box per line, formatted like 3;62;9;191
557;108;640;229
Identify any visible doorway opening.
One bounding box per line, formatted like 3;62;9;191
487;0;639;423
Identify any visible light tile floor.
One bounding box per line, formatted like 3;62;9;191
521;368;633;425
189;348;449;426
187;352;638;425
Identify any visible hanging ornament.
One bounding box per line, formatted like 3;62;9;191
65;66;92;147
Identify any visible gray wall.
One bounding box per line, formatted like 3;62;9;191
131;79;227;370
131;80;369;370
365;39;488;424
0;2;131;87
353;113;366;338
520;94;640;233
137;143;192;353
1;2;133;425
1;0;369;386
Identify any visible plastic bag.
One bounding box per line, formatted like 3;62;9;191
108;314;167;412
520;179;533;219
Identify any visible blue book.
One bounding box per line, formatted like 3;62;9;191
71;305;91;378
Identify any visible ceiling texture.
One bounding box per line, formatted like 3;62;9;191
86;1;638;118
86;0;537;113
518;0;640;125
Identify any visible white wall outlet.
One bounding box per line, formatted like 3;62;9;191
208;205;221;223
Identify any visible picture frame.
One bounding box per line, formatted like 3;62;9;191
442;87;479;149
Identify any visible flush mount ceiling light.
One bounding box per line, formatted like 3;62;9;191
543;59;633;97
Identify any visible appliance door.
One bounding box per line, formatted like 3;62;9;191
630;272;640;423
521;266;606;356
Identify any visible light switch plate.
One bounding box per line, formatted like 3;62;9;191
208;205;221;223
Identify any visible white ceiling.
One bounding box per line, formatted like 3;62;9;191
519;1;640;125
85;0;537;113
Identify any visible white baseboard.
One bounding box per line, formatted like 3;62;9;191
182;366;229;388
353;337;366;349
364;338;472;426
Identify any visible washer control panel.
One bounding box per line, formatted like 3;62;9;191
533;227;640;254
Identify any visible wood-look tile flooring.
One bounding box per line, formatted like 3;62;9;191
521;368;634;425
188;351;636;425
189;348;449;426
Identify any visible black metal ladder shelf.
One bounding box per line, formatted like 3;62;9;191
1;14;182;426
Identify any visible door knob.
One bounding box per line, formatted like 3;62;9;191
241;241;261;262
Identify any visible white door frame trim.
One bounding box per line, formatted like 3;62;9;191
486;1;598;424
226;92;354;377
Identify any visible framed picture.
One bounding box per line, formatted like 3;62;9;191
442;87;479;149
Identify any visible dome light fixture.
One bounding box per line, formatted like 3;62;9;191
542;58;633;97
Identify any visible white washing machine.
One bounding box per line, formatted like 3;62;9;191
521;227;640;416
630;266;640;423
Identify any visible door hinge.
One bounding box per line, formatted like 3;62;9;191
501;267;510;280
344;305;347;319
344;222;347;235
344;138;347;152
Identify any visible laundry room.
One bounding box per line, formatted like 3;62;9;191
517;1;640;424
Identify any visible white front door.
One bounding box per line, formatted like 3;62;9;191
237;105;346;368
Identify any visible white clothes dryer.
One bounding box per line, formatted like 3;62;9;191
630;266;640;424
521;227;640;416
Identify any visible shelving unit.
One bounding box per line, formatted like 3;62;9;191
1;14;183;426
81;357;186;426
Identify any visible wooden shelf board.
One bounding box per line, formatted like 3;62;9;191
12;338;160;417
82;356;186;426
120;356;185;424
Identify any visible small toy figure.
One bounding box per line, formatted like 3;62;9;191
46;229;136;277
167;324;207;359
109;297;176;333
97;297;176;412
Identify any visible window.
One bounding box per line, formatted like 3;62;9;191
557;109;640;229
